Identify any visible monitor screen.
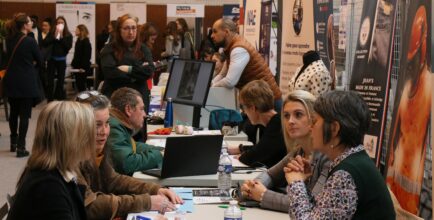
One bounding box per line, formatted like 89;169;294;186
164;59;215;107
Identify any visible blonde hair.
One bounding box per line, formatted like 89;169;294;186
76;24;89;40
281;90;316;154
239;80;274;113
27;101;96;174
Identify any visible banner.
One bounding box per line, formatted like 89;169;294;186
313;0;333;71
338;0;348;50
167;4;204;18
385;0;431;215
279;0;316;97
259;1;272;69
269;1;278;76
349;0;396;164
243;0;261;51
56;2;96;64
223;4;240;20
110;3;146;23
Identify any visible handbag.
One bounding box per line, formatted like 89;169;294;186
0;35;26;97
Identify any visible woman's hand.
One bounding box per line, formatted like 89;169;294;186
158;188;184;204
150;195;176;214
117;65;131;73
283;155;312;184
241;180;267;202
227;145;241;155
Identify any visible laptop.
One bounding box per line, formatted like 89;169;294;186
142;135;223;178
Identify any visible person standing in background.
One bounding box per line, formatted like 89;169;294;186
38;17;54;99
47;16;72;101
71;24;92;92
161;21;181;64
4;13;42;157
176;18;195;59
28;15;41;45
210;18;282;110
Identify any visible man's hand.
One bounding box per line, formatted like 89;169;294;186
158;188;184;204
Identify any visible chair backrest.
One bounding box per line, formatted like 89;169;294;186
208;109;243;130
0;202;8;220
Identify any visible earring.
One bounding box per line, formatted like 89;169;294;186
330;144;334;149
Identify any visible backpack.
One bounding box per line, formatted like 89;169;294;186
208;109;243;130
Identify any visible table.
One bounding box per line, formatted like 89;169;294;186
128;204;288;220
133;169;263;187
147;124;248;141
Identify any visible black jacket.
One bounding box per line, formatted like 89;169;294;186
239;114;287;168
71;38;92;71
7;169;87;220
4;34;42;98
100;43;154;98
51;33;72;58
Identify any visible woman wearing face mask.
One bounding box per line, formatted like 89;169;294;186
240;90;330;212
4;13;42;157
76;91;182;220
47;16;72;101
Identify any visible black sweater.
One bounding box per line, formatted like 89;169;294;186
51;33;72;58
239;114;287;168
8;169;87;220
71;38;92;71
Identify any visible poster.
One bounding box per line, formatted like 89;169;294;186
259;1;272;67
338;0;348;50
223;4;240;20
385;0;431;215
269;1;278;76
279;0;316;97
56;2;96;64
110;3;146;23
167;4;204;18
349;0;396;164
243;0;261;51
313;0;333;71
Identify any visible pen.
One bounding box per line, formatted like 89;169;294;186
218;205;246;210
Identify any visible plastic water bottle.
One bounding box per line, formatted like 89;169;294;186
224;200;242;220
164;97;173;128
218;149;232;190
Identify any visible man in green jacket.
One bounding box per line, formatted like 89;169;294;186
107;87;163;175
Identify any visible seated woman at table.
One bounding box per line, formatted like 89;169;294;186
227;80;286;168
75;91;182;219
285;90;395;219
7;101;94;219
240;90;330;212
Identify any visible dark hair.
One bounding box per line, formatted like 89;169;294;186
112;14;143;62
110;87;142;114
165;21;179;46
42;17;53;26
314;90;371;148
54;16;72;37
6;13;29;38
139;22;158;49
176;18;189;33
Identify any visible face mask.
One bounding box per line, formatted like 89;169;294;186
57;23;64;31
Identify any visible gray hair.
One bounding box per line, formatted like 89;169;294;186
110;87;142;114
219;18;238;33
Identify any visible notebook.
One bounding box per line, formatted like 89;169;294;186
142;135;223;178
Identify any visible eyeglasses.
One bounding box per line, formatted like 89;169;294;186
76;91;100;101
121;26;137;32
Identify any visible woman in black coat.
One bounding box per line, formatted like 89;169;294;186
71;24;92;92
4;13;42;157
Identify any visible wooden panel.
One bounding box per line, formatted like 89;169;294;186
0;2;56;27
147;4;167;61
95;4;110;39
204;6;223;40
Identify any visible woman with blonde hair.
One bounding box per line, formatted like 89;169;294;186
75;91;181;219
240;90;330;212
8;101;95;219
72;24;92;92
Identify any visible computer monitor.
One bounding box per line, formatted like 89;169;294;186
164;59;215;128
